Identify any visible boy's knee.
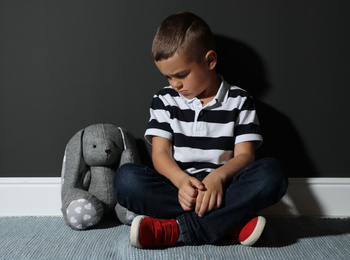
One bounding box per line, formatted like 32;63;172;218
258;157;280;171
260;157;288;199
267;158;287;183
114;163;139;185
258;157;284;178
114;163;144;201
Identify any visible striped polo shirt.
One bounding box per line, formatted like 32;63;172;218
145;77;263;175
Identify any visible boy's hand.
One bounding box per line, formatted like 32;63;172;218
195;172;224;217
178;176;205;211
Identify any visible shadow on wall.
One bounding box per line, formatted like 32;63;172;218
135;138;153;168
215;35;318;178
215;35;322;216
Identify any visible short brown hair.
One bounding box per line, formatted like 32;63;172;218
152;12;215;62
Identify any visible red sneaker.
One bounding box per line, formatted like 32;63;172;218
130;215;180;249
228;216;266;246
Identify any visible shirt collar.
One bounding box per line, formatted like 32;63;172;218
183;75;229;106
214;75;229;104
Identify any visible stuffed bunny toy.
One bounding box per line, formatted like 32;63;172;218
61;123;140;230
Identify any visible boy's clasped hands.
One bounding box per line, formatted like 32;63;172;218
178;172;224;217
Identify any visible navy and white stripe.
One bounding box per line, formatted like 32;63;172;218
145;78;263;175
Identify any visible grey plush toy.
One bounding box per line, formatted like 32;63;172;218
61;123;140;230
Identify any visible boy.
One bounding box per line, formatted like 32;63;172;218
114;12;287;248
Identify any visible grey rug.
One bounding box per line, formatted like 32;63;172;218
1;216;350;260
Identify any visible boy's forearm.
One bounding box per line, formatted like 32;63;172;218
209;141;256;185
152;149;190;188
211;151;255;185
152;136;193;188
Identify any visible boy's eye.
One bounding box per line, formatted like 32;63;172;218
164;71;189;80
177;74;188;79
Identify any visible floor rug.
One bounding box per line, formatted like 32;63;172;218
1;216;350;260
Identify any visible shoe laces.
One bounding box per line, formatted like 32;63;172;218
151;218;179;247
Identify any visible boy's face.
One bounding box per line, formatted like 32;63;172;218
155;52;217;101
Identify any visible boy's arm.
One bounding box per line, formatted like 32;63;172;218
152;136;205;211
195;141;256;217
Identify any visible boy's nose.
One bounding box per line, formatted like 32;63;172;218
171;80;182;90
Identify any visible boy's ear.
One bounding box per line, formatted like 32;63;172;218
205;50;217;70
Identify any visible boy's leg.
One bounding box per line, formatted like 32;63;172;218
116;158;287;247
177;157;288;245
113;163;185;220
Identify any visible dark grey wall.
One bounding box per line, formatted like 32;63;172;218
1;1;349;177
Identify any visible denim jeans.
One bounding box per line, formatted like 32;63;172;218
114;158;288;245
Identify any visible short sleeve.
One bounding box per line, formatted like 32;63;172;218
234;95;263;148
144;94;174;144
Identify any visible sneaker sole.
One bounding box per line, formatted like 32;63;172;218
240;216;266;246
130;215;147;248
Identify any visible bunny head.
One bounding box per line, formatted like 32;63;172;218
61;123;140;189
82;124;123;167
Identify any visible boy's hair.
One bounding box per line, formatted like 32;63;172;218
152;12;215;62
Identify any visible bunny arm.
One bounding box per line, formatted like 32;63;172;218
118;127;141;166
87;166;117;214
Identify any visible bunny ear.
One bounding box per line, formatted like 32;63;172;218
61;129;87;193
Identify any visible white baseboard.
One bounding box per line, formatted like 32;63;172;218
0;177;349;217
0;178;62;216
260;178;350;218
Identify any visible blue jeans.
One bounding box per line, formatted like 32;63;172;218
114;158;288;245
